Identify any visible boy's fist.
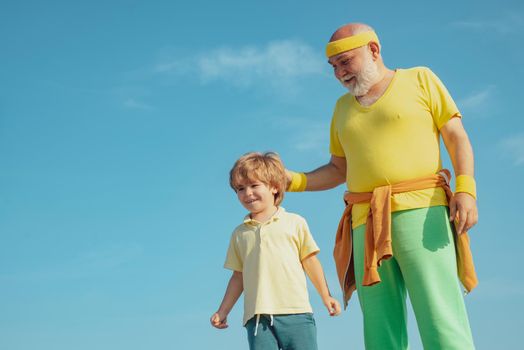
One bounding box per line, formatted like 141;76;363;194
324;296;342;316
210;312;229;329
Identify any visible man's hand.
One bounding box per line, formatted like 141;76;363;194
210;311;229;329
449;192;478;235
322;296;342;316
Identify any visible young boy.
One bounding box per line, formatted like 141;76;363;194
210;152;341;350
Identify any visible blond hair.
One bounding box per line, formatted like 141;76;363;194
229;152;287;206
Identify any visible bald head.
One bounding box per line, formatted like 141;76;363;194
330;23;375;42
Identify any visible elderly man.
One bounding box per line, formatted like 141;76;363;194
287;23;477;349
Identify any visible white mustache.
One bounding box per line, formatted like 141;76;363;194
339;75;355;85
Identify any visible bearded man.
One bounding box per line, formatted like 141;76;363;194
286;23;478;349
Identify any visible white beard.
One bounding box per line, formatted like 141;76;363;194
339;52;381;97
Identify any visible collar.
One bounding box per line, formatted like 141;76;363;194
243;207;285;226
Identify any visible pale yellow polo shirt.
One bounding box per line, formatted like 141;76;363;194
330;67;460;228
224;207;320;325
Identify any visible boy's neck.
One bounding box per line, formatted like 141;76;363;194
250;206;279;223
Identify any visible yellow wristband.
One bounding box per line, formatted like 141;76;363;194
287;172;307;192
455;175;477;199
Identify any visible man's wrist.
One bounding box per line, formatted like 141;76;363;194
287;171;307;192
455;175;477;199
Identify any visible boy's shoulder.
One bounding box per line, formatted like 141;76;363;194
278;208;307;223
230;221;253;236
275;208;311;231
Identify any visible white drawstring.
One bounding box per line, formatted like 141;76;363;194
253;314;274;336
254;314;261;336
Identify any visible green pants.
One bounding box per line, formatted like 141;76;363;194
353;206;475;349
245;313;317;350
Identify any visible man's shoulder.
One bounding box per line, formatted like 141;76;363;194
402;66;441;80
397;67;446;92
332;93;355;119
403;66;431;73
335;92;353;105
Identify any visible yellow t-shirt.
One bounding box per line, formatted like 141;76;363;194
224;207;320;325
329;67;460;228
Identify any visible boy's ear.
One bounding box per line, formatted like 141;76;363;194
271;187;278;194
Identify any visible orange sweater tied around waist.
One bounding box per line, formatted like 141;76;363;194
333;169;478;307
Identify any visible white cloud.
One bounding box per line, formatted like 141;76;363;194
294;127;328;152
111;86;154;111
457;86;495;116
154;40;326;90
499;133;524;165
452;13;524;34
123;97;153;111
276;117;329;154
153;60;191;75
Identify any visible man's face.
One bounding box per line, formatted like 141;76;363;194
329;46;380;97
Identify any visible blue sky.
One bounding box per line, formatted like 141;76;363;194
1;0;523;349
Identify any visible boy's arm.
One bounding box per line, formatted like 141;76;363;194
210;271;243;329
302;254;341;316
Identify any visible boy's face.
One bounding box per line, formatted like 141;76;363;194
236;180;278;216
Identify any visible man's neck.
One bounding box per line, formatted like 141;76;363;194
356;67;395;107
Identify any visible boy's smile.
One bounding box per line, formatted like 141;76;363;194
236;181;278;222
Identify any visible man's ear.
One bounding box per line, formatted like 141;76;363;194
368;41;381;59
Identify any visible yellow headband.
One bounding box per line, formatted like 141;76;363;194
325;31;380;58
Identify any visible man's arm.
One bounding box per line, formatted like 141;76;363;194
440;117;478;234
286;155;347;191
210;271;243;329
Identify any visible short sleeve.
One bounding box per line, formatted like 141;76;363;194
419;67;461;130
329;101;345;157
297;218;320;261
224;233;243;272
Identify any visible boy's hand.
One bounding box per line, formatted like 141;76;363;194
210;311;229;329
323;296;341;316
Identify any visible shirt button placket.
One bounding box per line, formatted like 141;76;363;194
260;225;265;242
261;221;270;242
257;225;263;243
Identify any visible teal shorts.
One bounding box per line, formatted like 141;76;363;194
245;313;317;350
